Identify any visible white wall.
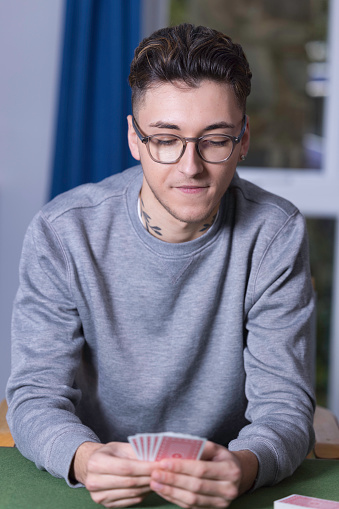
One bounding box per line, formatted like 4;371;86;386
0;0;64;397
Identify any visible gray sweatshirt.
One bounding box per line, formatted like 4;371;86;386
6;166;315;490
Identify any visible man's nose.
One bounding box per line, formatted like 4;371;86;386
177;141;204;176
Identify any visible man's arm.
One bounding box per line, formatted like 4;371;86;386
228;210;315;488
6;212;100;483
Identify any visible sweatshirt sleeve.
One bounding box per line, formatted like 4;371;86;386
228;210;316;489
6;211;100;485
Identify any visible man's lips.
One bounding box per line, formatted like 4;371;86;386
175;185;209;194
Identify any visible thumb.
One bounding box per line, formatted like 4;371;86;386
200;441;232;462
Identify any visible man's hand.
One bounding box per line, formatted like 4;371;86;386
72;441;155;508
150;442;258;508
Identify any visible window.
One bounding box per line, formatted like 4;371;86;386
170;0;328;169
142;0;339;417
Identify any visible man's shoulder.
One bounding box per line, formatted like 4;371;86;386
230;172;298;220
41;165;142;223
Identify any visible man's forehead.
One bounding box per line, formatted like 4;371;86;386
133;81;197;114
134;80;238;119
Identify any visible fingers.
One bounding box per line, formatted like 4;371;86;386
84;442;156;508
87;445;154;477
153;454;241;482
102;442;142;461
90;487;150;508
150;467;239;500
151;466;239;495
150;454;241;509
86;472;152;492
199;440;220;461
150;485;234;509
200;441;234;463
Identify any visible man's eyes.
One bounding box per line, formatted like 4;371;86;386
201;137;232;147
152;137;180;146
150;135;232;146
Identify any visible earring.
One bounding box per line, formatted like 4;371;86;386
240;155;246;161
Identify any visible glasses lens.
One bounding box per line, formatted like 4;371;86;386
148;135;183;163
198;135;233;163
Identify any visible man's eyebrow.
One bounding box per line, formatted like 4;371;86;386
148;121;236;131
149;121;180;130
203;121;235;131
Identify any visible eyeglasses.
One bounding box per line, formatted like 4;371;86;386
132;115;247;165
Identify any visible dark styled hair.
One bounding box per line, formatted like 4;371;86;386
129;23;252;113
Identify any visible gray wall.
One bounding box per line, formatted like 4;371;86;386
0;0;64;397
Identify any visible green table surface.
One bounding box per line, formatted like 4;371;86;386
0;447;338;509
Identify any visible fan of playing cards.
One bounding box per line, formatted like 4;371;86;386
128;432;206;461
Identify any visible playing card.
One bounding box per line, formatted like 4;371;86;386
128;433;152;460
138;434;147;460
154;432;206;461
128;435;142;459
128;432;206;461
140;433;153;461
274;495;339;509
150;434;161;461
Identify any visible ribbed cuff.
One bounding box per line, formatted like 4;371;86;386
45;425;101;487
228;438;279;490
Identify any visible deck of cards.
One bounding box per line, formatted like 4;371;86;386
128;432;206;462
274;495;339;509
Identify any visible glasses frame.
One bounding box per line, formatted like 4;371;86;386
132;115;247;165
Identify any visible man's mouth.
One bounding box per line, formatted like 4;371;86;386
175;185;208;194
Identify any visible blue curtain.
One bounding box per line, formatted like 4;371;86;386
50;0;141;199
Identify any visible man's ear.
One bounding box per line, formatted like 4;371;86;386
239;115;250;160
127;115;141;161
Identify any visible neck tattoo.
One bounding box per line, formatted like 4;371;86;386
140;196;163;237
139;195;218;239
199;215;217;233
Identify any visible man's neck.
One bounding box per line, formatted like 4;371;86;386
139;190;218;244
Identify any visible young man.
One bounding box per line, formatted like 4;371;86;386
6;24;315;508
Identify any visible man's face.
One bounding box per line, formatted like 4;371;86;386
127;80;249;227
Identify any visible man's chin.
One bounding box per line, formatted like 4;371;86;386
163;205;216;226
